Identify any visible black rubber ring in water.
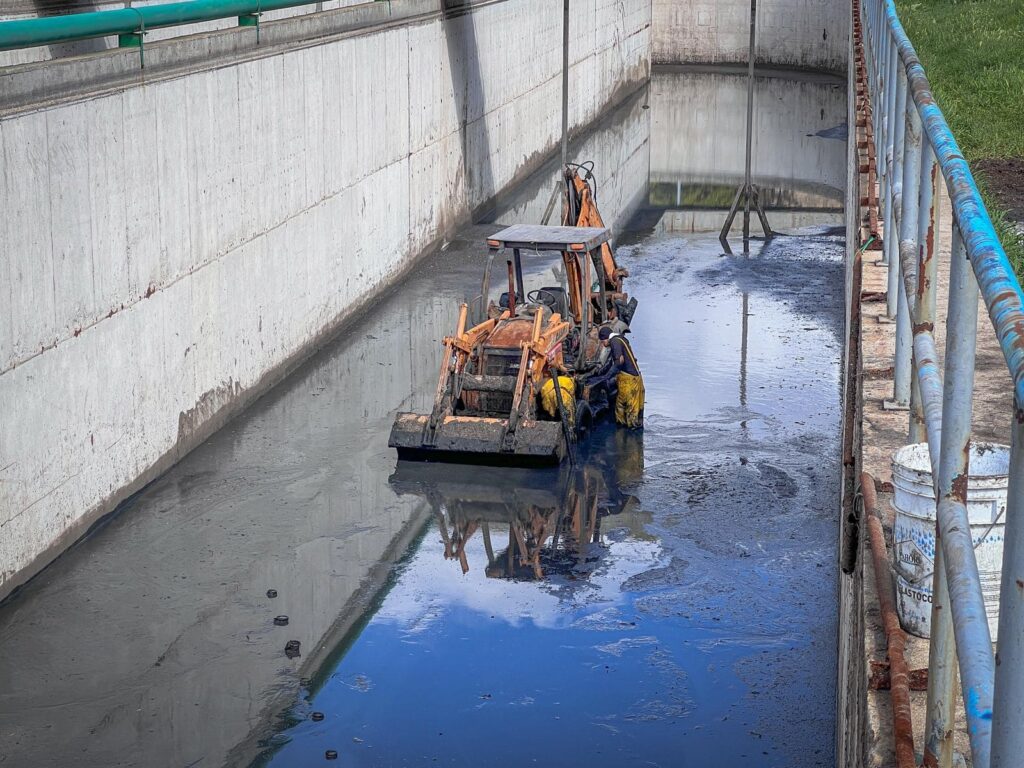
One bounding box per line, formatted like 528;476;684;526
274;615;289;626
311;712;325;721
326;750;338;760
266;589;278;598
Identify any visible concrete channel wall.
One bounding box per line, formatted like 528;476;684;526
653;0;848;73
649;66;847;198
0;0;651;600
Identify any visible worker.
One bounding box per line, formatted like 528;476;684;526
539;374;576;426
594;326;645;428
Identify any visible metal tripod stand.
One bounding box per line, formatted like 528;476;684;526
719;0;774;255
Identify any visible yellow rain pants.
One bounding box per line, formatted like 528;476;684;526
540;376;576;426
615;372;645;428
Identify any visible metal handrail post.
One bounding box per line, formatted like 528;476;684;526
886;64;907;316
891;276;912;406
924;542;959;768
868;5;884;154
915;140;938;319
872;31;884;158
909;139;937;442
938;222;993;768
890;96;921;409
876;0;888;95
992;401;1024;766
877;32;895;266
909;352;924;437
866;0;875;48
922;225;974;768
880;35;897;265
881;21;893;157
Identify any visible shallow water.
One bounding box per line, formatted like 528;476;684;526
0;67;846;768
255;224;846;768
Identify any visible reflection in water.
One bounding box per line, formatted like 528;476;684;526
649;181;838;212
740;291;750;435
392;431;646;582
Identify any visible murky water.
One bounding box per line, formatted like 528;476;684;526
0;67;846;768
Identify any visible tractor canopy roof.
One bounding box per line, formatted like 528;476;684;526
486;225;610;254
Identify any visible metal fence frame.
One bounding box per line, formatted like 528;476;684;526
0;0;399;53
862;1;1024;766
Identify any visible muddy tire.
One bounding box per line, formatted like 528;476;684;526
575;400;594;442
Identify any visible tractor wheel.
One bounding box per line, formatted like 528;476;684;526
575;400;594;442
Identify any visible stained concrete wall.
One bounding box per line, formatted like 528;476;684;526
653;0;847;73
0;0;651;599
837;14;865;768
649;67;847;196
485;87;652;236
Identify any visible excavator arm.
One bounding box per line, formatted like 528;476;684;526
563;166;628;293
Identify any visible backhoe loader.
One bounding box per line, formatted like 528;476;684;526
388;168;637;465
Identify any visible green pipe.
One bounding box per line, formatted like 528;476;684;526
0;0;328;51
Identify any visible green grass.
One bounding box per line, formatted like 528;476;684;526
895;0;1024;272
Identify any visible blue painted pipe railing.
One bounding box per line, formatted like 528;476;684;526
865;0;1024;767
882;2;1024;407
0;0;329;51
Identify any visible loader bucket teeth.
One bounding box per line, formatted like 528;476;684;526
389;414;566;466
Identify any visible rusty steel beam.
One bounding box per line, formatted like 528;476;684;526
862;473;917;768
852;0;881;246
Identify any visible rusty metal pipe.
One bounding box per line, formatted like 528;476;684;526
506;260;516;316
862;472;917;768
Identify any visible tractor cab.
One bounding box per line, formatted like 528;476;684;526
389;224;637;465
472;225;632;372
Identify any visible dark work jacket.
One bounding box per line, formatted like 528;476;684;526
590;334;641;388
609;335;641;377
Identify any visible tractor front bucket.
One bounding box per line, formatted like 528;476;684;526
389;412;566;466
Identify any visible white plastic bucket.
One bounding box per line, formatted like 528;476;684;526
890;442;1009;639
